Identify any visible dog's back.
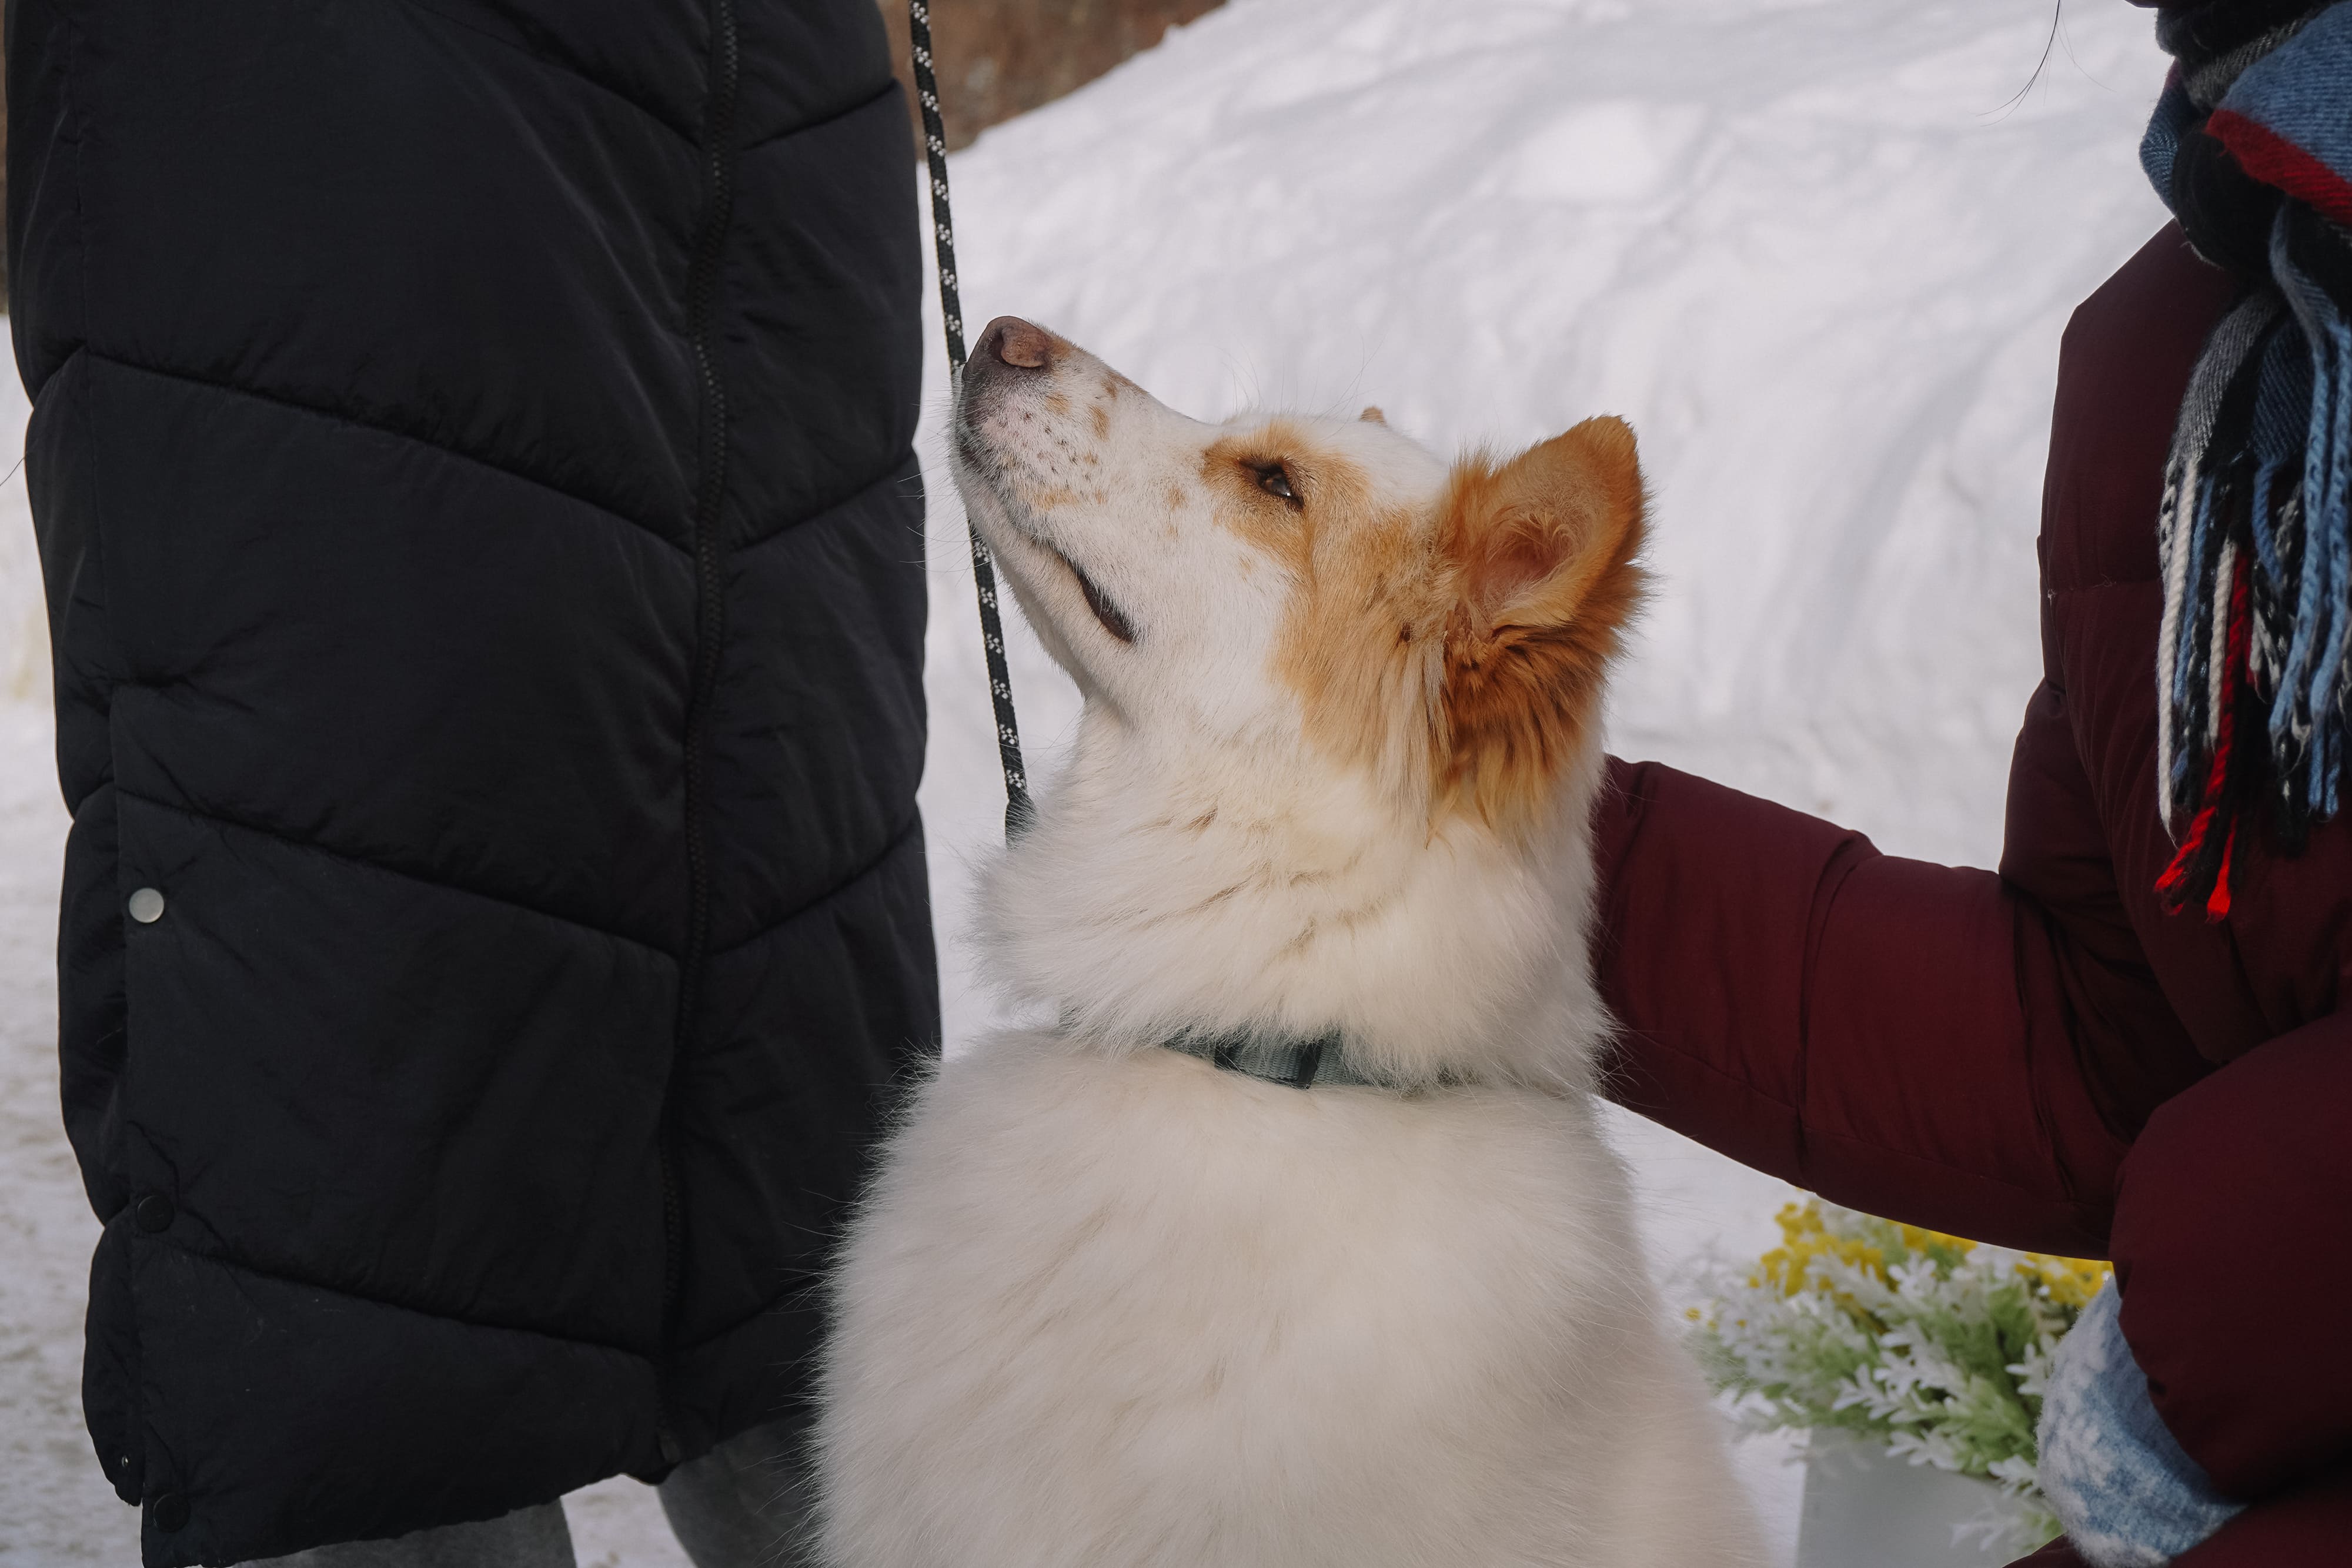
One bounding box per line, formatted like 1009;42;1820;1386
821;1040;1761;1567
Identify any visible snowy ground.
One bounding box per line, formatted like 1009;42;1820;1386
0;0;2171;1562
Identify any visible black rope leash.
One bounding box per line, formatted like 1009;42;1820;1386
910;0;1033;842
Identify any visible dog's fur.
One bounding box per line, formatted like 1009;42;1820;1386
814;319;1764;1567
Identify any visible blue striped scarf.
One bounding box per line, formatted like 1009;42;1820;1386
2143;1;2352;918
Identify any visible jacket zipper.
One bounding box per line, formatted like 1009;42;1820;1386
657;0;741;1469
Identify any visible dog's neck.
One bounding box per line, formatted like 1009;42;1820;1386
978;713;1611;1089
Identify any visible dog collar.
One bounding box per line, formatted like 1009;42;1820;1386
1161;1028;1378;1090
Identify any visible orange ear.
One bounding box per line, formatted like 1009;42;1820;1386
1436;416;1646;835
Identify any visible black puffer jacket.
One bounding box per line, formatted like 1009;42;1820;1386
9;3;937;1563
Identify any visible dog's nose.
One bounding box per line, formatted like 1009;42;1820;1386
978;316;1054;372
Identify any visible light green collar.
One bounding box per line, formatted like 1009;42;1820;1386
1160;1028;1381;1089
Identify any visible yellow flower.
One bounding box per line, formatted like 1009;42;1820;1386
1749;1199;2110;1315
2016;1252;2110;1310
1755;1200;1978;1296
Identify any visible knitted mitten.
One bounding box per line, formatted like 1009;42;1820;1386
2036;1282;2244;1567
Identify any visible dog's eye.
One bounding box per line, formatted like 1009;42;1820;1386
1253;463;1300;507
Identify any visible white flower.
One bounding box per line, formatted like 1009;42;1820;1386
1682;1198;2109;1556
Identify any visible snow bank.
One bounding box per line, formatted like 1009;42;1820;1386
916;0;2172;1036
914;0;2169;1211
908;2;2170;1554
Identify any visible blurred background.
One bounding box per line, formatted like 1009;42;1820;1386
878;0;1227;151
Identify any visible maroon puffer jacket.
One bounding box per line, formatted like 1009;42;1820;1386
1593;223;2352;1566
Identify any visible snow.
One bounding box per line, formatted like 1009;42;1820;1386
0;0;2170;1561
911;0;2169;1556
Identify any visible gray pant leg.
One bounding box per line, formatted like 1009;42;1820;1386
657;1414;818;1568
244;1501;577;1568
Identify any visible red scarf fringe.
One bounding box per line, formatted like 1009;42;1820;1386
2157;546;2251;922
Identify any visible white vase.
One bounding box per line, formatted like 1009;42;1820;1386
1795;1433;2042;1567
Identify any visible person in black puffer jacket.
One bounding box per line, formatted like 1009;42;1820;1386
9;3;938;1565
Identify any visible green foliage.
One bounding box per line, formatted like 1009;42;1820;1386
1688;1201;2109;1553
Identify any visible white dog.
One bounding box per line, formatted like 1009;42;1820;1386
814;317;1763;1568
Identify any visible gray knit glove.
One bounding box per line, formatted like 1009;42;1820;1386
2036;1282;2244;1566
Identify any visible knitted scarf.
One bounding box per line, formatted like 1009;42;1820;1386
2143;0;2352;920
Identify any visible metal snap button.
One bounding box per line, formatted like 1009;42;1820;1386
128;888;166;924
133;1193;176;1233
152;1490;190;1532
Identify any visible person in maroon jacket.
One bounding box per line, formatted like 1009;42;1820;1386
1590;2;2352;1563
